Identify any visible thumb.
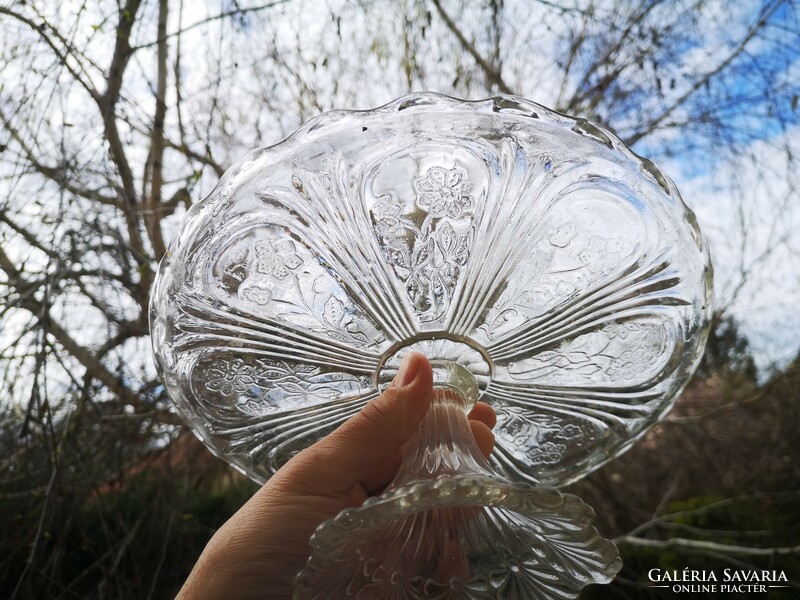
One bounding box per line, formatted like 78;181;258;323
276;352;433;496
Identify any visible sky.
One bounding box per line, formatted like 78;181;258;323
161;0;800;369
1;0;798;407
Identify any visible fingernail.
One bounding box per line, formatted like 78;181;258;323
392;353;420;388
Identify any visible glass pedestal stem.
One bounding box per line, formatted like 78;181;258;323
294;361;621;599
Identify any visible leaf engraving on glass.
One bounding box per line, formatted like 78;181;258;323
494;407;585;465
202;357;364;415
503;317;672;387
322;296;345;327
218;233;380;346
153;92;712;490
372;166;475;321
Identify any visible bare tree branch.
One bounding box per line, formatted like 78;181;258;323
0;110;121;208
431;0;514;94
625;0;787;145
130;0;291;51
0;245;175;424
0;6;102;103
142;0;169;260
563;2;661;113
618;536;800;557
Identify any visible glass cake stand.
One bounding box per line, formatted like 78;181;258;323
150;93;713;599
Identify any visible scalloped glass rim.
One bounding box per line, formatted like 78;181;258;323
295;474;622;599
150;92;713;488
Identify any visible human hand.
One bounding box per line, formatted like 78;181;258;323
177;353;496;599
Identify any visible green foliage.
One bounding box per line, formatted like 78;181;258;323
0;467;256;599
570;314;800;597
584;494;800;599
696;312;757;381
3;315;799;598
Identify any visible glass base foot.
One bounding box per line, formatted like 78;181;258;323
294;362;621;599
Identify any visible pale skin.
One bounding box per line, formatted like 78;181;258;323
177;353;496;599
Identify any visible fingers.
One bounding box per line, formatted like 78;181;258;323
468;401;497;429
270;356;499;498
276;352;433;496
360;453;402;494
362;409;496;495
470;420;495;459
468;402;496;460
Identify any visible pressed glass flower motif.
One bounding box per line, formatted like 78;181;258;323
206;358;255;396
151;93;712;600
241;285;272;305
253;239;303;279
151;92;711;489
413;166;474;218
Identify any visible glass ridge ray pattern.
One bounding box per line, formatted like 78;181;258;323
150;91;712;489
151;92;712;598
294;363;621;598
174;292;381;371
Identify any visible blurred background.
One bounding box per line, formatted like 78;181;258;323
1;0;799;597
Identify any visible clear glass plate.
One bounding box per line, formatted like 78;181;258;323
150;92;713;488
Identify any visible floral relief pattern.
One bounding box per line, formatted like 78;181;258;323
603;321;667;381
482;217;630;340
547;220;578;248
494;407;584;465
253;239;303;279
372;194;405;236
203;357;364;414
577;235;625;274
413;166;474;218
372;166;475;321
223;233;379;345
505;318;670;386
206;358;259;396
154;92;711;501
241;284;272;306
